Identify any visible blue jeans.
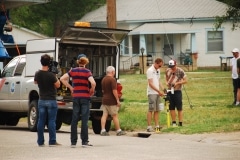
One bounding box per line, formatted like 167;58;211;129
71;98;90;145
37;100;58;145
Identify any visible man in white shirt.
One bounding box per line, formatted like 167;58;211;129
231;48;239;105
146;58;164;132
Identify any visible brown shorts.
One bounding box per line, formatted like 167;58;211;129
100;104;119;116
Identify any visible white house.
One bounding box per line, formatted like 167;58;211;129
80;0;239;71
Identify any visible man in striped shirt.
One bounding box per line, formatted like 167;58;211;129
60;53;96;148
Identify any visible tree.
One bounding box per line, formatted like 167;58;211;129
215;0;240;30
10;0;105;36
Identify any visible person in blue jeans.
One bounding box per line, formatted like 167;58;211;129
34;54;61;147
60;53;96;148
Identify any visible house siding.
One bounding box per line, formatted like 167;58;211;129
10;25;47;44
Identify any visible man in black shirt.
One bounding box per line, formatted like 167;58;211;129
34;54;61;147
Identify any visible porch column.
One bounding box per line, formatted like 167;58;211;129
128;35;133;57
191;33;196;52
139;34;146;54
191;33;198;70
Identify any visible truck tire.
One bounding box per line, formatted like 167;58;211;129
28;100;38;132
56;112;62;130
92;117;111;134
56;118;62;130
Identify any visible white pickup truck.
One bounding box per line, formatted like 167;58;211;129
0;22;129;134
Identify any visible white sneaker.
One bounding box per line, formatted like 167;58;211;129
147;127;154;132
172;123;178;127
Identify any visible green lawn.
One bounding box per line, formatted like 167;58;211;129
118;70;240;134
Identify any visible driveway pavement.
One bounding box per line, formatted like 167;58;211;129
0;124;240;160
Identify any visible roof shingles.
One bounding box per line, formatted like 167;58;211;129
81;0;227;22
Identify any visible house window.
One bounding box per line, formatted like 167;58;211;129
207;31;223;52
121;38;129;55
132;35;140;54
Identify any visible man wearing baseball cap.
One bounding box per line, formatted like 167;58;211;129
60;53;96;147
231;48;239;105
165;59;187;127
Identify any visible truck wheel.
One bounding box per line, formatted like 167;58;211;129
56;118;62;130
56;112;62;130
46;119;62;131
92;118;111;134
28;100;38;132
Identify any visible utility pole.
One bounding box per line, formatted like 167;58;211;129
106;0;116;28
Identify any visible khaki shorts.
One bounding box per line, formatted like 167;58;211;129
148;94;160;112
100;104;119;116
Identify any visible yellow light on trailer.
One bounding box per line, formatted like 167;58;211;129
74;21;90;27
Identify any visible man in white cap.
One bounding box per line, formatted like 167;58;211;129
165;60;187;126
230;48;239;105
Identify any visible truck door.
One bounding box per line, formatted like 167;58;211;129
0;56;25;110
8;57;26;104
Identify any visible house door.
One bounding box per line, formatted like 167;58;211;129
163;34;174;63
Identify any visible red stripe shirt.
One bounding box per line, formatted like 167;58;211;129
68;67;92;98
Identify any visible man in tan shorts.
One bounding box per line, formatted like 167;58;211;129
100;66;126;136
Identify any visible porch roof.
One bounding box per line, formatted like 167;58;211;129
128;23;200;35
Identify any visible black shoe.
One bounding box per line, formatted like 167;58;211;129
71;145;76;148
82;142;93;148
38;144;45;147
49;142;62;147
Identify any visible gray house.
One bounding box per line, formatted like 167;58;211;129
80;0;238;71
